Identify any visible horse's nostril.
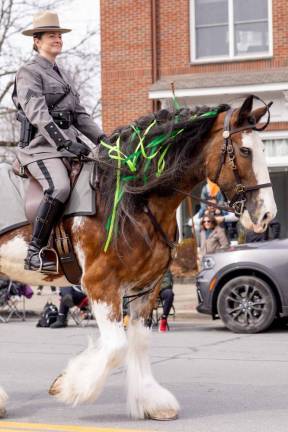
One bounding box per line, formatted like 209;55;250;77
262;212;270;222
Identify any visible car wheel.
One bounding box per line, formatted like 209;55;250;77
217;276;277;333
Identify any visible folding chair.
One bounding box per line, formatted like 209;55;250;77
0;281;26;323
69;296;93;327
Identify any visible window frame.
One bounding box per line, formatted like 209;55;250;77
190;0;273;64
260;131;288;169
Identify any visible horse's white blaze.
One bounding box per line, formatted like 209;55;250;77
126;320;179;419
241;131;277;230
53;301;127;405
0;387;8;417
0;235;69;286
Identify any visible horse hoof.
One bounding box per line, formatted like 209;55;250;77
0;408;6;418
145;409;178;421
49;373;63;396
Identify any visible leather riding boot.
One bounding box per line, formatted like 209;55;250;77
24;196;65;273
50;314;68;329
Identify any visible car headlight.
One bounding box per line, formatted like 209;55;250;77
201;256;215;270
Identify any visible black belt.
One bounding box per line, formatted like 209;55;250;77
50;110;73;129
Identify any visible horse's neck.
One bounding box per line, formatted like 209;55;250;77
148;195;179;225
148;180;200;223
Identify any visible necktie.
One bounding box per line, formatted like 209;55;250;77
53;64;62;77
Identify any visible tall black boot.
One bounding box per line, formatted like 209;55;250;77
24;196;65;273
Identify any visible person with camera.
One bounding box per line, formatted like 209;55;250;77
200;213;229;255
12;11;105;274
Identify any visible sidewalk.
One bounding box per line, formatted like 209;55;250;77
22;281;208;321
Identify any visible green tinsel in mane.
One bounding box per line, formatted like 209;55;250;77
97;104;230;251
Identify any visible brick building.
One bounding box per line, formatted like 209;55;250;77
101;0;288;237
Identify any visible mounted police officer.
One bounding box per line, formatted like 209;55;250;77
12;11;104;273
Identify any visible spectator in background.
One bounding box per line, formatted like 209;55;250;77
158;270;175;332
189;179;238;243
245;217;281;243
37;285;57;295
50;285;86;328
0;279;33;299
200;213;229;255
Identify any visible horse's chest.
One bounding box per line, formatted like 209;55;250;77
128;241;170;285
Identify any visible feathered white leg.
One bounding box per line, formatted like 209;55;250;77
49;301;128;405
126;319;179;420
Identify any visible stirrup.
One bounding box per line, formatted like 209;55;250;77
39;246;59;274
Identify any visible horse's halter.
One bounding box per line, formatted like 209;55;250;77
212;96;273;217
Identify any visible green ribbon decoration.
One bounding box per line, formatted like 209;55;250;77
103;136;123;252
100;108;219;251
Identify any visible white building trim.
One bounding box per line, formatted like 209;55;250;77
149;82;288;100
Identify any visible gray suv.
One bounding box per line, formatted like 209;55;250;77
196;239;288;333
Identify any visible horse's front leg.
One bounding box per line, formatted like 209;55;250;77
49;278;127;405
0;387;8;417
127;295;179;420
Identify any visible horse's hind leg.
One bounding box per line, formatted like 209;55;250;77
0;387;8;417
126;296;179;420
49;297;127;405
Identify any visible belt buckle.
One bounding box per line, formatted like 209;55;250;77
235;184;245;194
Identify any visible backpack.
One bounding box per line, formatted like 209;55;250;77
36;302;58;328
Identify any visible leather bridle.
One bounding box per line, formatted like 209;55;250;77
146;96;274;250
208;96;273;217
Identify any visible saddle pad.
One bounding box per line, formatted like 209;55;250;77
0;161;96;236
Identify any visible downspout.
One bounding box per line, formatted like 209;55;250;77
151;0;160;112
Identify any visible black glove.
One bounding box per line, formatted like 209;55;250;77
97;134;109;145
60;140;90;158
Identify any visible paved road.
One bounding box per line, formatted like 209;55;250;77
1;318;288;432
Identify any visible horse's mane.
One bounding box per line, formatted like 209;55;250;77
97;104;230;248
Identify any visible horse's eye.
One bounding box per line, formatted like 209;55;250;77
240;147;252;157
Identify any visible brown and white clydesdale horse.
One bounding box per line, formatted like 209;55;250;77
0;95;276;420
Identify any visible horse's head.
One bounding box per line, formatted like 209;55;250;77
206;95;277;233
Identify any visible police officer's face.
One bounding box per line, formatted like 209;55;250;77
35;32;63;58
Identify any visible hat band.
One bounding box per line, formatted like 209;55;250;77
32;25;61;32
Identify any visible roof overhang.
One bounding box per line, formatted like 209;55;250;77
149;82;288;99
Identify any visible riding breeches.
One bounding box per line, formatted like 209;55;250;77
27;158;71;203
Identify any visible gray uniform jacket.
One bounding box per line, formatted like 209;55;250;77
13;54;102;166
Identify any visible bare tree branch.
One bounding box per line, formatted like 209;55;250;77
0;70;17;78
0;80;14;103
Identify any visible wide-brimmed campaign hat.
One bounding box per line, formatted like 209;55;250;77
22;11;71;36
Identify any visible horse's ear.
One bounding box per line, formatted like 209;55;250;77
252;103;272;124
236;95;254;126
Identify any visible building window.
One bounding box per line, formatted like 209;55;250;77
191;0;272;62
262;138;288;168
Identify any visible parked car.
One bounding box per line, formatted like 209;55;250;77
196;239;288;333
